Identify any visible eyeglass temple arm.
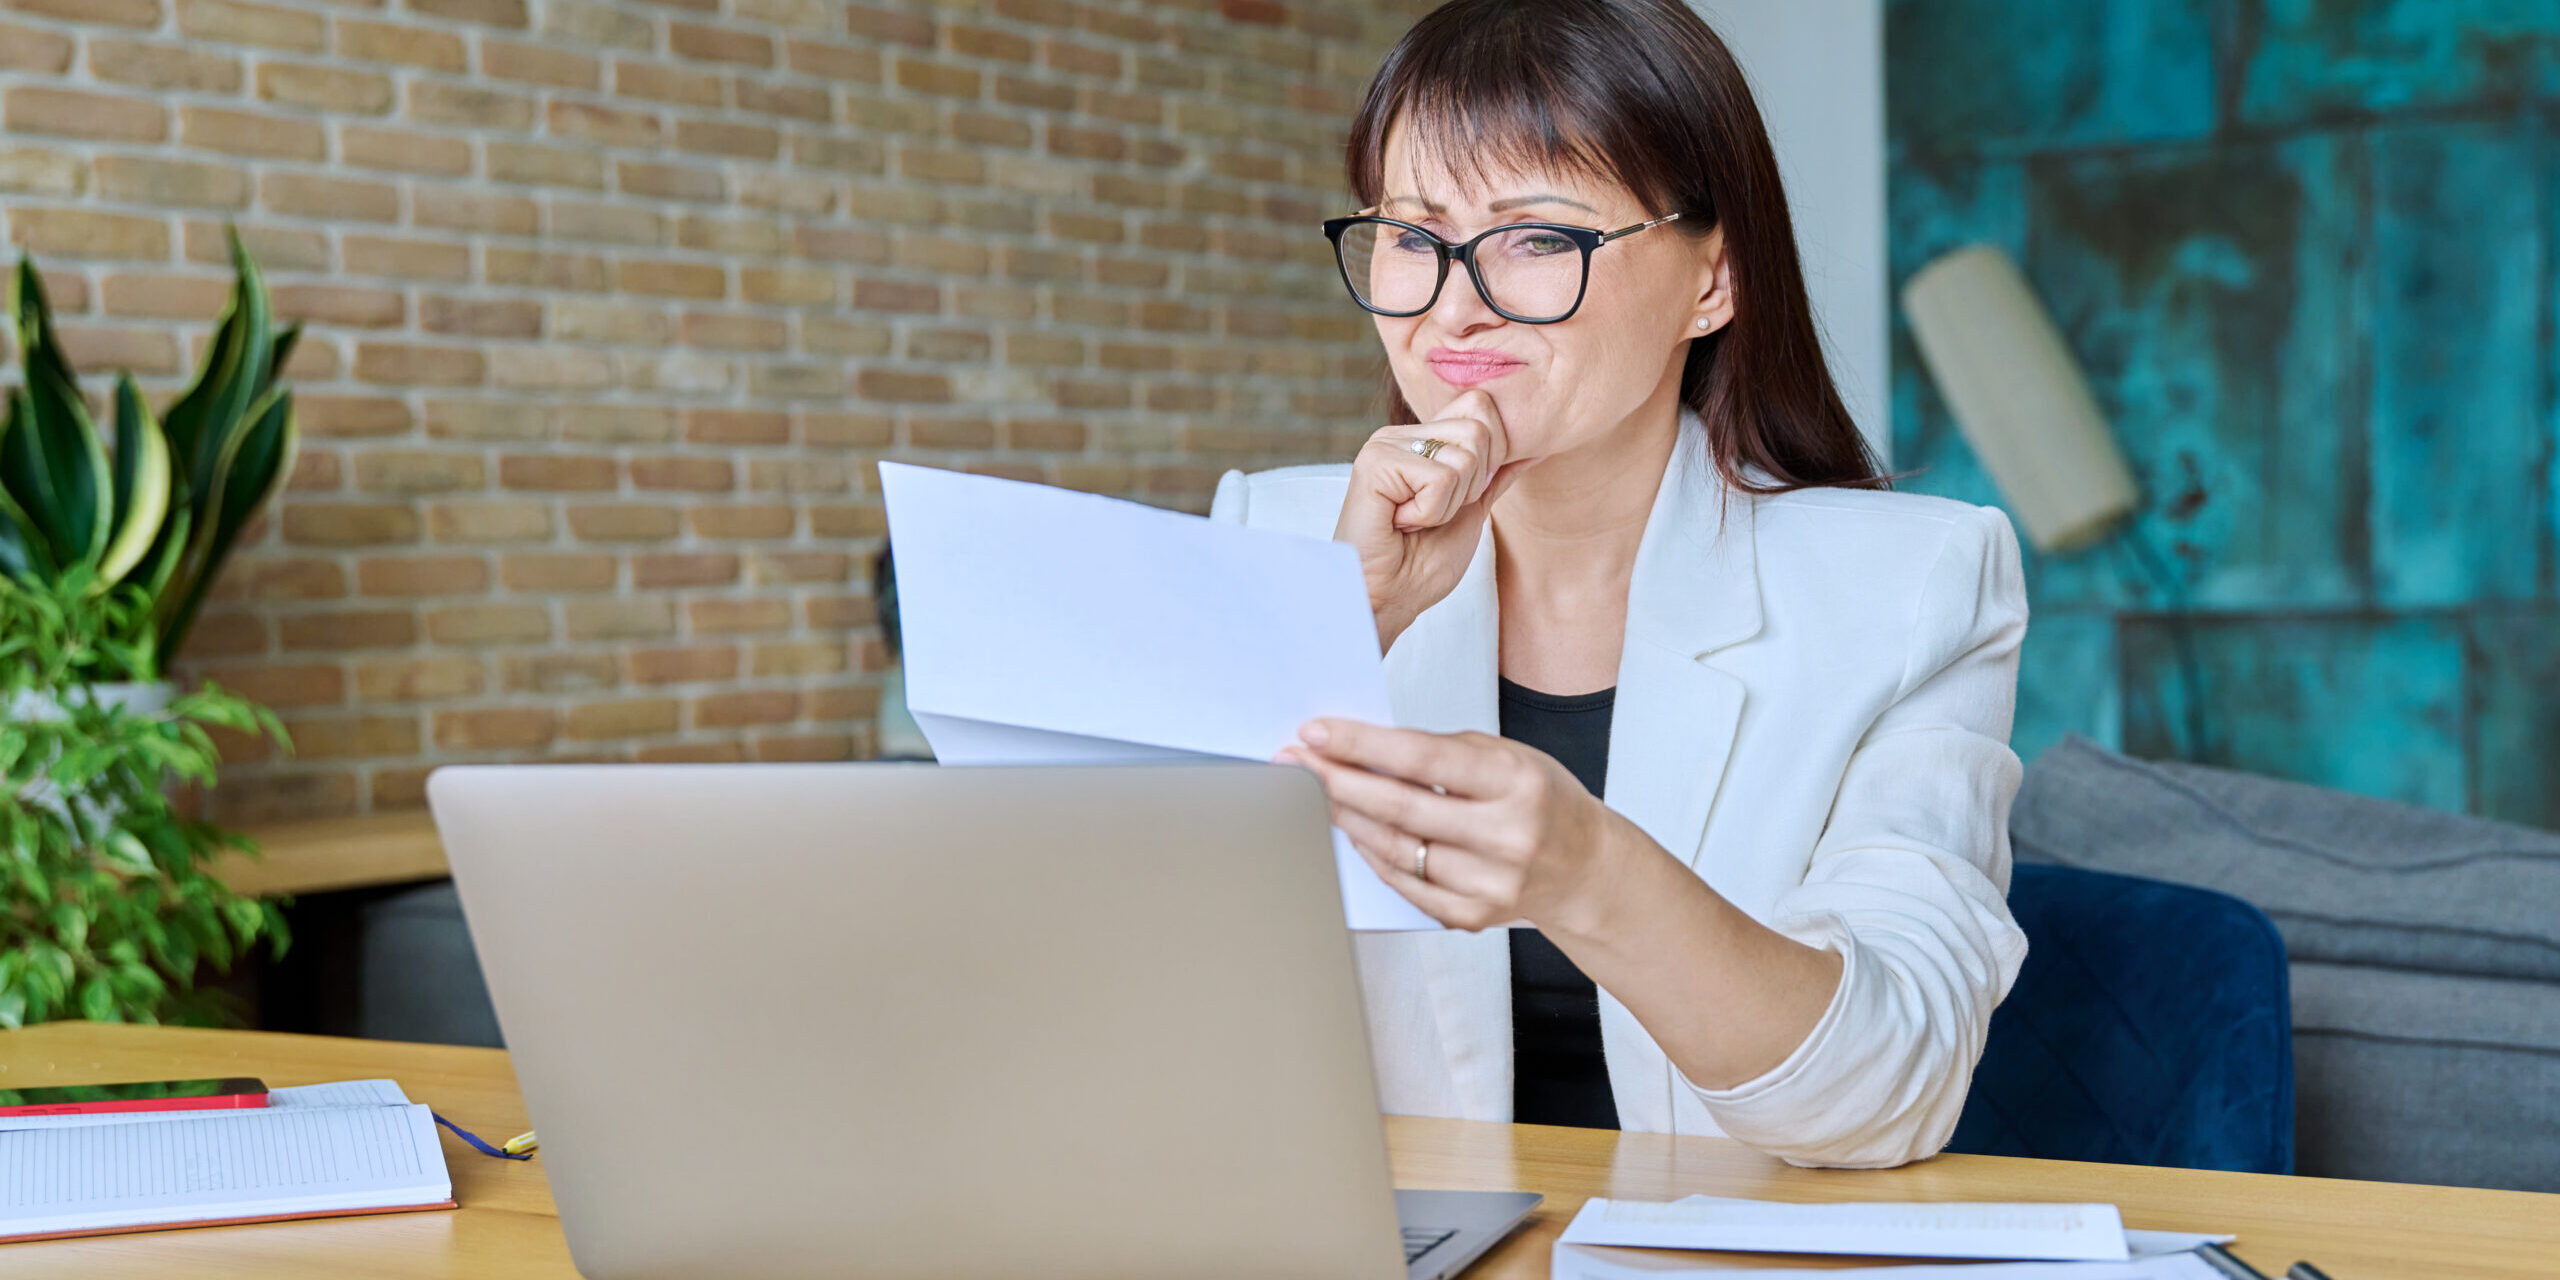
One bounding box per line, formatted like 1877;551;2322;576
1599;212;1683;243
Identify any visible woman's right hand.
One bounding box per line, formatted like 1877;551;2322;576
1334;389;1523;651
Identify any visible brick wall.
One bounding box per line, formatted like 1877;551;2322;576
0;0;1424;822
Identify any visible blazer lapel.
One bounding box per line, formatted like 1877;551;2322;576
1601;417;1761;870
1597;419;1762;1132
1384;523;1500;737
1370;528;1514;1121
1362;419;1766;1126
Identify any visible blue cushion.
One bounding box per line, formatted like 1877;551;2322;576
1948;864;2295;1173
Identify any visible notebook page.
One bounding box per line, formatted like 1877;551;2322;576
269;1079;412;1109
0;1079;413;1131
0;1103;450;1239
1560;1195;2130;1261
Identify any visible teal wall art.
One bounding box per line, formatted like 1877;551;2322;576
1888;0;2559;827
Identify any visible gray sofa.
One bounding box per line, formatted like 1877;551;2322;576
2011;735;2560;1193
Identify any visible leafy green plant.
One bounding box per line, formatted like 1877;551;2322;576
1;570;289;1027
0;231;299;683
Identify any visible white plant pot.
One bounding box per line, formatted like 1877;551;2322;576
10;681;176;720
9;680;178;822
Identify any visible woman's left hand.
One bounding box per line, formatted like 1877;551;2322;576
1276;717;1624;933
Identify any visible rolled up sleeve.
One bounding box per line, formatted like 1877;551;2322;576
1687;503;2031;1168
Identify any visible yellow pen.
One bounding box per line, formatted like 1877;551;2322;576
502;1131;538;1156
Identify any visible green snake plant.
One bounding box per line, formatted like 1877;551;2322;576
0;231;299;682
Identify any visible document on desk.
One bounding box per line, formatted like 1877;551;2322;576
1559;1195;2132;1261
880;461;1438;931
0;1102;454;1243
1550;1244;2223;1279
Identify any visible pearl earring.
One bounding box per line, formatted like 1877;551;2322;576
1694;317;1710;330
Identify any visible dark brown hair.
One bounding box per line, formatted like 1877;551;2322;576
1347;0;1886;493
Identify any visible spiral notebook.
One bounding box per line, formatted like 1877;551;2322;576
0;1086;454;1244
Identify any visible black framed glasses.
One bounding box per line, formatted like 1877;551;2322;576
1320;210;1684;324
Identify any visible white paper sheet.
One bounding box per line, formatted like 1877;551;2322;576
2124;1230;2237;1259
1549;1244;2224;1280
266;1079;413;1109
1559;1195;2131;1262
0;1079;414;1130
880;461;1437;931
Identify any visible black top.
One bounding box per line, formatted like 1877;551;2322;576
1497;677;1621;1130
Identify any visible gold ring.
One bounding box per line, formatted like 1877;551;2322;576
1413;839;1430;882
1408;437;1449;461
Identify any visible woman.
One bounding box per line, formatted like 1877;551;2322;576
1217;0;2029;1168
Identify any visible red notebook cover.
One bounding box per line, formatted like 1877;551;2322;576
0;1199;458;1246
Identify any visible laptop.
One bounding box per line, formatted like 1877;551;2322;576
428;761;1539;1280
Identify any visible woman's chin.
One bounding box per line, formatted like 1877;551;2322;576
1406;383;1532;427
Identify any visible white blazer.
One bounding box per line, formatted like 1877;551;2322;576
1208;414;2031;1168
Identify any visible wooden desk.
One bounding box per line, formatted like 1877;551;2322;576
4;1023;2554;1278
215;810;449;898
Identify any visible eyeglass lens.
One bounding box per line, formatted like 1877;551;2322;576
1335;220;1587;321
